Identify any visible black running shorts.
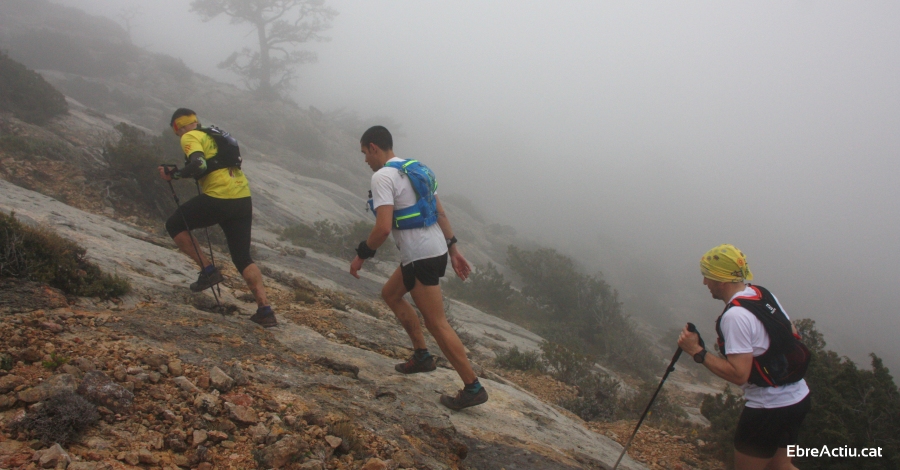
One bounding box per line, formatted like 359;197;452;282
400;253;448;292
734;393;811;458
165;195;254;274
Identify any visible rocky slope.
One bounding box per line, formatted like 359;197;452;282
0;168;649;470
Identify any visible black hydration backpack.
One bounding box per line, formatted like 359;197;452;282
715;285;811;387
194;125;242;179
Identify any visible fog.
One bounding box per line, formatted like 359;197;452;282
55;0;900;371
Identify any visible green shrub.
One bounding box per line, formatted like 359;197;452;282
0;51;68;125
540;341;595;385
444;262;514;313
42;352;69;370
103;123;185;222
280;220;399;261
0;135;76;161
494;346;545;372
558;371;621;422
621;379;687;426
0;211;130;298
698;385;745;467
0;353;12;371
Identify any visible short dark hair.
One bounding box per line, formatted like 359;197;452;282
360;126;392;151
170;108;197;126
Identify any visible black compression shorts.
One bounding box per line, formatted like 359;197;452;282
165;195;254;274
400;253;448;292
734;393;811;458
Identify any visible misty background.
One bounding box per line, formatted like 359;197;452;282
53;0;900;371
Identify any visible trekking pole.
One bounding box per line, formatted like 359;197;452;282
194;180;223;303
612;323;703;470
161;165;222;311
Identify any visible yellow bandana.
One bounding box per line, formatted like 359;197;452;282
173;114;198;132
700;244;753;282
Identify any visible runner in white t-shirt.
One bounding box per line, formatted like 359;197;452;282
349;126;488;411
678;244;810;470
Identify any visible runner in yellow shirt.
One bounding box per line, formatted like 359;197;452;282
157;108;276;327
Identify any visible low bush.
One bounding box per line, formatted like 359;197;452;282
558;371;621;422
10;392;99;445
280;220;399;261
0;52;68;125
0;211;130;298
541;341;595;385
494;346;545;372
698;385;745;467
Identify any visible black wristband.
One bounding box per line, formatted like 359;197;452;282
446;236;458;247
356;240;377;259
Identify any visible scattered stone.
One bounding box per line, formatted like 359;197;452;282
84;437;111;450
146;430;164;450
59;364;83;378
148;371;161;383
168;360;183;377
126;366;143;375
324;435;343;449
173;454;190;468
207;430;228;442
193;393;221;414
0;374;24;393
166;433;188;452
197;375;210;389
249;423;269;444
193;430;208;446
300;460;324;470
197;463;213;470
173;376;200;393
76;371;134;414
18;347;44;363
32;443;71;469
113;366;126;382
138;448;159;464
225;402;258;424
222;393;252;407
208;367;234;392
255;435;309;468
228;364;249;386
122;451;140;465
0;394;16;410
360;458;388;470
18;373;77;403
394;451;416;467
40;321;64;333
142;353;169;368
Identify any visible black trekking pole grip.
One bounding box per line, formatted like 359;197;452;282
687;322;705;349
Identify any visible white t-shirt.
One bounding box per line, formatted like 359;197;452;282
720;286;810;409
370;157;447;265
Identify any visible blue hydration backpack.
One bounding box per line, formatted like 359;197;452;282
366;159;439;230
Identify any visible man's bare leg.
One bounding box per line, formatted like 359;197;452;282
382;267;428;349
241;263;269;308
173;230;210;268
409;281;477;384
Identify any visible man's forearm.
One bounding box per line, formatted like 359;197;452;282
701;353;750;386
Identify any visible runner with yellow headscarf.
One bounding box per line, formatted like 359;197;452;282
678;244;810;470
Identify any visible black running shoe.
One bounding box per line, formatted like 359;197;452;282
249;306;278;328
440;387;489;411
394;354;437;374
190;267;224;292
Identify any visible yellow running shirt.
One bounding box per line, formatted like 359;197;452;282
180;129;251;199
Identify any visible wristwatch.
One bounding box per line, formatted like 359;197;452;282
446;236;458;247
693;349;708;364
